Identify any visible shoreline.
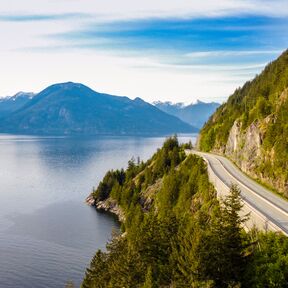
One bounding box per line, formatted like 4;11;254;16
86;195;125;222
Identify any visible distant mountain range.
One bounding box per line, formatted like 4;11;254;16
153;100;220;129
0;92;35;118
0;82;196;135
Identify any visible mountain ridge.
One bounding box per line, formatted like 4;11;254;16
154;100;220;129
0;82;196;136
0;92;35;118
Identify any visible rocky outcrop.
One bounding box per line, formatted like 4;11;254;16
86;195;96;206
221;119;288;196
225;120;263;174
86;196;125;222
199;51;288;196
85;178;163;223
139;179;163;212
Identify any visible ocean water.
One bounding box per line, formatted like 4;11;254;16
0;134;196;287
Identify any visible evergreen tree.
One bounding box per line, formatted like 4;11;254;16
204;184;249;287
83;138;288;288
142;266;156;288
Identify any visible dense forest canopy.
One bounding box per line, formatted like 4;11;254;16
82;137;288;287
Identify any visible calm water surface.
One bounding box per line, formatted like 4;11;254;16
0;134;196;287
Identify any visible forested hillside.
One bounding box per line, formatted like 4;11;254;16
0;82;194;135
83;137;288;287
199;50;288;196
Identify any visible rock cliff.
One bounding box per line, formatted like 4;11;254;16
199;50;288;197
218;115;288;195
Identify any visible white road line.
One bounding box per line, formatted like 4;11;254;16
190;151;288;235
215;157;288;218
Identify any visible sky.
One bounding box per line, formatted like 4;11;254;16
0;0;287;104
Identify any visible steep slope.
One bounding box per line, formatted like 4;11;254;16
0;82;194;135
0;92;34;118
83;137;288;287
83;138;219;287
199;50;288;196
154;100;220;129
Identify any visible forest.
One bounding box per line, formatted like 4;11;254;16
82;137;288;287
199;50;288;196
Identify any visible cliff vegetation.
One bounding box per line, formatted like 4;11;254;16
199;50;288;196
82;137;288;287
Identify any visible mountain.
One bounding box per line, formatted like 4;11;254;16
0;92;34;118
0;82;195;135
153;100;220;129
199;50;288;196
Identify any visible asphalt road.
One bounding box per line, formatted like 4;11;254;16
189;150;288;235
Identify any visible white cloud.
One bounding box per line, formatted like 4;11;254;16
0;49;262;103
0;0;288;20
0;0;286;103
185;50;282;58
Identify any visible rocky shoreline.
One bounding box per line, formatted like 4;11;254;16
86;195;125;222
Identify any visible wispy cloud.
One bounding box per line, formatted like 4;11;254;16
0;0;287;102
0;13;89;22
185;50;282;58
52;15;288;68
57;16;287;49
1;0;288;21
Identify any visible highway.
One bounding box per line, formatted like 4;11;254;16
188;150;288;235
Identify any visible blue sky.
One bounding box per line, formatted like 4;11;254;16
0;0;287;103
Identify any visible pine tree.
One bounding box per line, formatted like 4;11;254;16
142;266;156;288
204;184;249;287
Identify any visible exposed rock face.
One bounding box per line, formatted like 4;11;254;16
221;119;288;195
86;195;96;206
86;177;163;223
225;120;262;174
86;196;125;222
199;51;288;197
139;179;163;212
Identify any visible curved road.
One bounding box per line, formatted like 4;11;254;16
189;150;288;235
